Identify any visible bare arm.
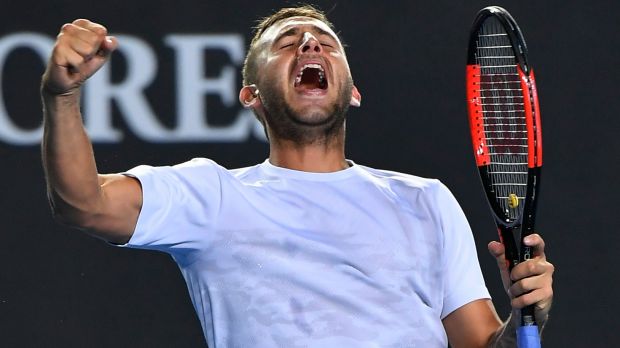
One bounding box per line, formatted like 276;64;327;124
41;19;141;244
443;234;553;347
443;299;503;348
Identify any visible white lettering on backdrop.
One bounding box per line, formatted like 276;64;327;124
0;32;265;145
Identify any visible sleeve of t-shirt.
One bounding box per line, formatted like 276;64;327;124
116;158;223;254
434;182;491;319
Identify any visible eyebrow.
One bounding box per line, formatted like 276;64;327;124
272;25;336;46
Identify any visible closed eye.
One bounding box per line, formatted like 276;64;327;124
280;43;295;50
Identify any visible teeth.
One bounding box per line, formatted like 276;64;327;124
303;63;324;71
294;63;326;87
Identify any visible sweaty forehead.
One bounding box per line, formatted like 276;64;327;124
259;16;341;46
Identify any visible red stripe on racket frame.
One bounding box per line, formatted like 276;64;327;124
465;64;490;167
518;66;543;168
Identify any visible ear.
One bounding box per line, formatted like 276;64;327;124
239;84;261;108
350;85;361;107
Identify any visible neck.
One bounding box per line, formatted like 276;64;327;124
268;134;348;173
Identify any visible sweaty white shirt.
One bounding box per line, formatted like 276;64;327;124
122;158;490;348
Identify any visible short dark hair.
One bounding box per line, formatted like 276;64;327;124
241;4;335;86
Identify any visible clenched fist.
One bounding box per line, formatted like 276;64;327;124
41;19;118;96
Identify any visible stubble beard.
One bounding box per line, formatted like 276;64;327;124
258;76;353;146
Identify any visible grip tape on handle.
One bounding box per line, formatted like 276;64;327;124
517;325;541;348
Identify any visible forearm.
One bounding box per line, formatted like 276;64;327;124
41;88;103;223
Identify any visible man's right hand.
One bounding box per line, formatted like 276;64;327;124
42;19;118;96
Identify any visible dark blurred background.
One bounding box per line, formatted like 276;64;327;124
0;1;617;347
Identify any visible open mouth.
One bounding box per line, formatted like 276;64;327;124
294;63;328;90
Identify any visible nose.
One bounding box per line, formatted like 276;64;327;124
298;32;322;55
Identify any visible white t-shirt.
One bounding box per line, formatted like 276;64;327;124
121;158;490;348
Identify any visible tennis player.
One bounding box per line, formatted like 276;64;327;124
41;5;553;347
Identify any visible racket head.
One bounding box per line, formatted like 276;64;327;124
465;6;542;228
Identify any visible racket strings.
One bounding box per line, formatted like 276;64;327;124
475;17;528;220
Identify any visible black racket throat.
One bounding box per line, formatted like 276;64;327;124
482;166;540;266
479;166;540;228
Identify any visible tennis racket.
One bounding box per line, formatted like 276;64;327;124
465;6;543;348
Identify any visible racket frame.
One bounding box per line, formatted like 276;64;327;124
465;5;543;338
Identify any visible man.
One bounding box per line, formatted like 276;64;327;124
41;5;553;348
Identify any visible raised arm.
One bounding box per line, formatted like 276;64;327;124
41;19;141;244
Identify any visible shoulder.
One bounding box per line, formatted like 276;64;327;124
126;158;268;193
127;157;221;176
124;158;230;194
354;164;460;215
355;164;445;193
129;157;250;179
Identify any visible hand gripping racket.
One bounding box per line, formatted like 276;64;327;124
465;6;543;348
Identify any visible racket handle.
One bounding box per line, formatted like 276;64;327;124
521;304;536;325
517;325;541;348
